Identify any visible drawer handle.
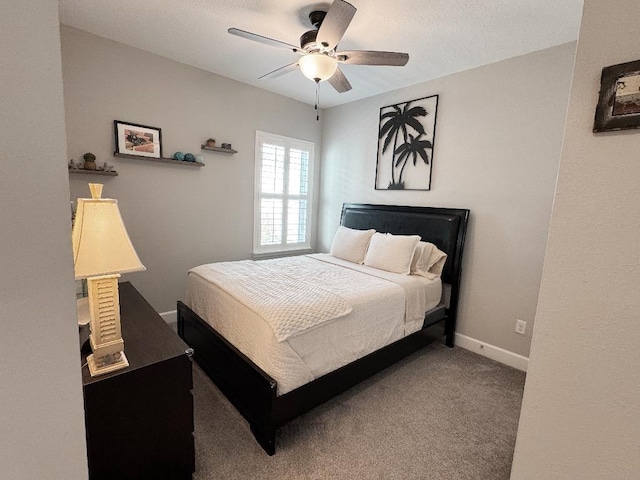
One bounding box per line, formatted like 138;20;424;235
185;347;195;358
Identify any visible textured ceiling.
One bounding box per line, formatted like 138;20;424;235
58;0;583;108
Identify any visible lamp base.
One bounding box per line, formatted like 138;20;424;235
87;351;129;376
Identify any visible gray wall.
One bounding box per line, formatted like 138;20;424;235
318;43;576;358
0;3;88;479
61;26;323;313
511;0;640;477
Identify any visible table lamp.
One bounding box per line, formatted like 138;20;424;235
72;183;145;376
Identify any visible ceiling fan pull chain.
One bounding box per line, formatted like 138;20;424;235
315;80;320;121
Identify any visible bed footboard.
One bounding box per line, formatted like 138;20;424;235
177;301;277;454
178;300;446;455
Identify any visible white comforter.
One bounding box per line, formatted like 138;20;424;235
185;253;442;395
189;256;353;341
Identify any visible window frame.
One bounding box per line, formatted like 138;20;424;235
253;131;314;257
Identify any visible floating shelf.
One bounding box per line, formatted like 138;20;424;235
201;145;237;155
114;152;204;167
70;169;118;177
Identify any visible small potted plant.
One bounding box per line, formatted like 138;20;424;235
205;138;216;148
83;152;97;170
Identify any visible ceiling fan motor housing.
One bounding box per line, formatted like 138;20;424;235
300;10;331;50
309;11;326;29
300;29;318;49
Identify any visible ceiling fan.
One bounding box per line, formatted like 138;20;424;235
228;0;409;94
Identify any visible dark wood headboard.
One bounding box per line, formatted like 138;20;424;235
340;203;470;287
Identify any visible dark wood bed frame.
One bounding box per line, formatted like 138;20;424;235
177;203;470;455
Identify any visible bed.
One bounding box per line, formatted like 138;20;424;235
177;203;470;455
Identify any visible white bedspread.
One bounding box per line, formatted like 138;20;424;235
189;257;353;342
185;254;442;395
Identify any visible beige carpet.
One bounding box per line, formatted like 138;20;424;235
191;343;526;479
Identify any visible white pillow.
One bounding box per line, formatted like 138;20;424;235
410;241;448;279
364;233;421;275
329;226;376;264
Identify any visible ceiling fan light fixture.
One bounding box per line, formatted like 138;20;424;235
299;54;337;82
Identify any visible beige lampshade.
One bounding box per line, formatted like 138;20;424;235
72;183;145;279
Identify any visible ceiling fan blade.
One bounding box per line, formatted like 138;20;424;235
259;62;299;80
316;0;357;50
228;28;299;52
328;67;352;93
336;50;409;66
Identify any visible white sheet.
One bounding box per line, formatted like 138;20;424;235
185;254;442;395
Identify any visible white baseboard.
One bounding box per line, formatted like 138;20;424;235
455;333;529;372
160;309;177;325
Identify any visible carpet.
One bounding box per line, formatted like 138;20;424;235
191;343;526;479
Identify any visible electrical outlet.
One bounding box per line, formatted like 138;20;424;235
515;319;527;335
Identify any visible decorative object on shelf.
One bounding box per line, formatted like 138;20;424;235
205;138;216;147
102;162;114;173
221;143;233;149
594;59;640;132
72;183;146;377
375;94;439;191
201;144;238;154
173;151;185;161
114;120;162;158
183;153;195;162
83;152;97;170
69;159;80;170
195;154;204;163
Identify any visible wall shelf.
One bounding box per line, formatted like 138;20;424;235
114;152;204;167
201;145;237;155
70;169;118;177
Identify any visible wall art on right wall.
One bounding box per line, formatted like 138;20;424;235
375;94;438;191
594;59;640;132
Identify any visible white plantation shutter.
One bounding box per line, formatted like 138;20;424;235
254;131;314;255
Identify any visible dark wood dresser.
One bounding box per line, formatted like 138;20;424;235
81;281;195;479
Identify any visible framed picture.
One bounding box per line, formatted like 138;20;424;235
114;120;162;158
375;95;438;190
594;59;640;132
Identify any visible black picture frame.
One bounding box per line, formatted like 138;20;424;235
114;120;163;158
594;59;640;133
375;95;438;191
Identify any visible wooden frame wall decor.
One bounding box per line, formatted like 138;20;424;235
375;95;438;191
114;120;163;158
594;59;640;132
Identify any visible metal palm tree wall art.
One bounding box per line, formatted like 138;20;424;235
375;95;439;190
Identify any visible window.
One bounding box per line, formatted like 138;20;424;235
254;131;314;256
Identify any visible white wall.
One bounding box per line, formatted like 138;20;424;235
0;3;88;479
61;27;322;313
319;44;576;358
511;0;640;477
